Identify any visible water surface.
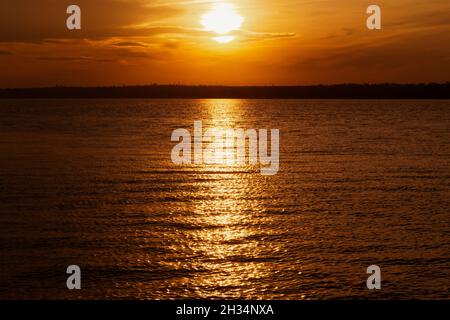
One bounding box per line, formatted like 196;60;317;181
0;99;449;299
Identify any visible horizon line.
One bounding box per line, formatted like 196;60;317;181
2;82;450;90
1;83;449;99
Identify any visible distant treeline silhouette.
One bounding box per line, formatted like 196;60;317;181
0;83;449;99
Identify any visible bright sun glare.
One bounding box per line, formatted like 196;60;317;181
201;2;244;43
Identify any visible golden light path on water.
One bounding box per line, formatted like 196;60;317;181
163;100;283;298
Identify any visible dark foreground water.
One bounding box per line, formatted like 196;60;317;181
0;99;449;299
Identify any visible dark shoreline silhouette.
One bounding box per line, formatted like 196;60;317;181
1;83;449;99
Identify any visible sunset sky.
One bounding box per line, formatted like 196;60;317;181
0;0;449;87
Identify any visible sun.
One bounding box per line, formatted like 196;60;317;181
201;2;244;43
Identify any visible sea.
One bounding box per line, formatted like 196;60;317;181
0;99;449;299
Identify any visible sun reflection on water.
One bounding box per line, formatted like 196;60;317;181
164;100;281;298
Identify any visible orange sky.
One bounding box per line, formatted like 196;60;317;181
0;0;449;87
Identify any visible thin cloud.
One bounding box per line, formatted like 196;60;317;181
238;30;297;42
112;41;149;48
37;56;117;63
